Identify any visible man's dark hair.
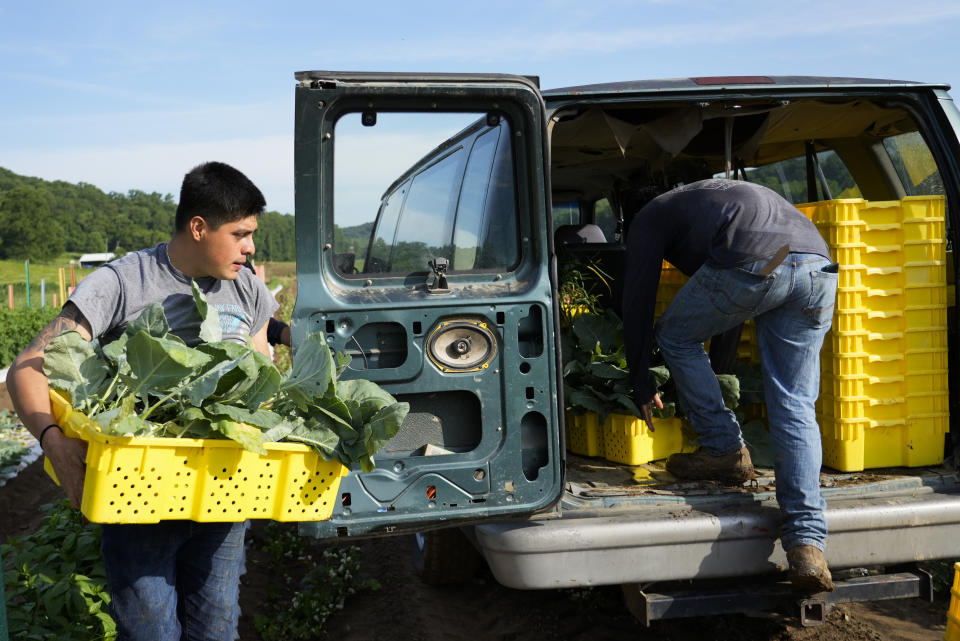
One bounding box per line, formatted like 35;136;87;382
620;184;669;217
175;161;266;231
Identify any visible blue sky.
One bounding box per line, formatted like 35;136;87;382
2;0;959;215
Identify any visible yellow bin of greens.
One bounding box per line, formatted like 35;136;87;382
44;390;347;524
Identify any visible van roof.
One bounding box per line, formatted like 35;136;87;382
544;76;950;96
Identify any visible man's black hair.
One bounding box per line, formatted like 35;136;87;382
175;161;266;232
620;184;669;217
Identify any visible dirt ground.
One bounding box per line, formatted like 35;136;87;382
0;388;952;641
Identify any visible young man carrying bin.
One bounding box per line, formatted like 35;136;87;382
7;161;278;640
622;178;839;593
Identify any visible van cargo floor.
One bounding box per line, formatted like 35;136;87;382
563;452;959;505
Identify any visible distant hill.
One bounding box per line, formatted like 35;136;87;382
0;167;296;261
335;222;374;259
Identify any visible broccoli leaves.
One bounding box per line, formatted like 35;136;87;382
43;282;408;471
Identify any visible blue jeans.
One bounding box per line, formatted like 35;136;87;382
655;252;838;550
101;521;246;641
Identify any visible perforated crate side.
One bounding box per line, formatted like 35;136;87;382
565;411;604;457
47;391;346;524
601;414;689;466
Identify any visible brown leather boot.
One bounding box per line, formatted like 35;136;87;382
786;545;835;593
665;446;756;483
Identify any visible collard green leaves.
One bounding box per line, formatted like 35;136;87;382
43;282;407;471
561;310;740;422
42;331;111;412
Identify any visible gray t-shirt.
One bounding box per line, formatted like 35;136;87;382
69;242;278;346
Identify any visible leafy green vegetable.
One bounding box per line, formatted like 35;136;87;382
42;281;409;471
3;500;115;641
561;309;740;422
562;310;649;422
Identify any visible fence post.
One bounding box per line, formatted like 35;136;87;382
41;279;46;308
58;267;66;305
25;259;31;308
7;285;12;310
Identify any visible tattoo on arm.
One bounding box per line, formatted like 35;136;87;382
24;303;88;354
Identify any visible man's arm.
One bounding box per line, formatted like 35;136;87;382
251;320;271;357
6;302;93;509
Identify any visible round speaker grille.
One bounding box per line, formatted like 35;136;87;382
426;320;497;372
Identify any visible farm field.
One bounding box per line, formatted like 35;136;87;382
0;271;953;640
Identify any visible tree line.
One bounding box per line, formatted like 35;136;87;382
0;167;296;262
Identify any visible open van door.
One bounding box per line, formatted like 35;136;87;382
292;72;563;539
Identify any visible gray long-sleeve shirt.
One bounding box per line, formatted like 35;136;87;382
622;179;830;402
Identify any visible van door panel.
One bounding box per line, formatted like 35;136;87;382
292;72;560;538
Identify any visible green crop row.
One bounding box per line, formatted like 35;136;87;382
0;308;59;368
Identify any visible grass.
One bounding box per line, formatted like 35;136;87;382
0;255;95;309
0;257;296;310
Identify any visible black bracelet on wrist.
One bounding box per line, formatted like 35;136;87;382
39;423;63;450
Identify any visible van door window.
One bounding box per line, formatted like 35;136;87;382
594;198;616;241
391;147;467;273
718;149;861;203
335;111;520;277
474;122;518;270
552;202;581;229
452;128;499;270
364;182;407;273
883;132;946;196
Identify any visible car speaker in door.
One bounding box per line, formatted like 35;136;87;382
426;319;498;373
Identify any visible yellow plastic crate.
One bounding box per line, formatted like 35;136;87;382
818;415;948;472
565;411;604;457
736;319;760;365
602;413;694;466
46;390;347;524
947;562;960;641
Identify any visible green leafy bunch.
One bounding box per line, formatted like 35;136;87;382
42;281;409;471
2;500;115;641
558;257;612;326
561;309;741;422
561;309;644;422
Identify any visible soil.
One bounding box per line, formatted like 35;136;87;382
0;387;951;641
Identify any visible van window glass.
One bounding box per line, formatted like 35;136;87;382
364;182;406;272
594;198;616;241
720;149;861;203
333;112;481;276
390;148;467;273
552;202;580;230
453;128;500;270
475;126;519;269
883;132;945;196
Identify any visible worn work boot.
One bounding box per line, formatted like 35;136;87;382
665;446;756;483
786;545;835;593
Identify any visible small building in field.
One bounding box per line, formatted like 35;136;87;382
78;252;117;268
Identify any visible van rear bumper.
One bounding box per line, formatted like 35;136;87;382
473;486;960;589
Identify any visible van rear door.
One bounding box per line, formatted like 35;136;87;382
292;72;562;538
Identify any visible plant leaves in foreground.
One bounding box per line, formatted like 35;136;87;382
43;284;406;470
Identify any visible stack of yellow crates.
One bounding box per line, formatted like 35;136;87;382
797;197;949;471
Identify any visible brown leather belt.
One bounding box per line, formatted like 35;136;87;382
757;244;791;276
